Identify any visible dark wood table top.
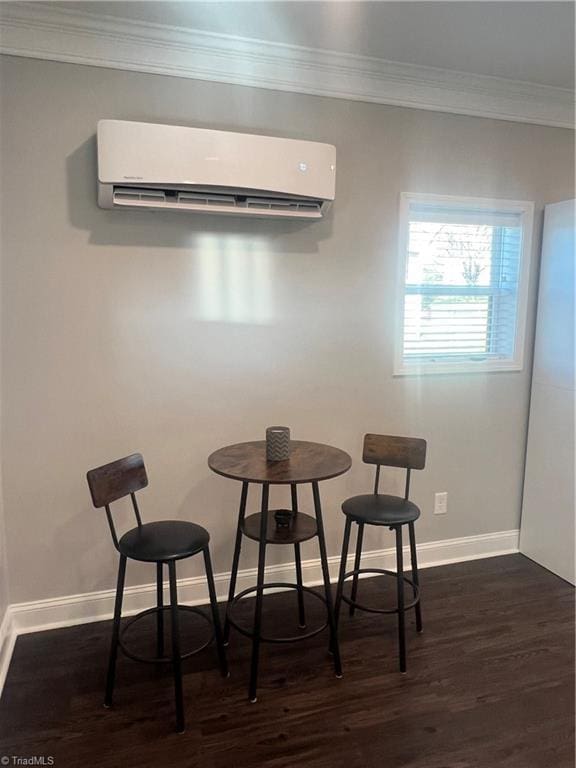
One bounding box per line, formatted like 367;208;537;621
208;440;352;485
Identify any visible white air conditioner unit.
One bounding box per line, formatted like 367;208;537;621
97;120;336;219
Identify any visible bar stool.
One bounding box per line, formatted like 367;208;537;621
334;434;426;672
86;453;228;733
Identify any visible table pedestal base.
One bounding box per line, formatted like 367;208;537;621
223;481;343;702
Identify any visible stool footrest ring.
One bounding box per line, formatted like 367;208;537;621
340;568;420;615
227;582;328;643
119;605;214;664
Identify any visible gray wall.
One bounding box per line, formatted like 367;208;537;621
0;55;573;604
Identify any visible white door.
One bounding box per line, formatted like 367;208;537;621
520;200;575;584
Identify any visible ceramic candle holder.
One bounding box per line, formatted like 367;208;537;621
266;426;291;461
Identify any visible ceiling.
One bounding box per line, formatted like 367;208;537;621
54;1;575;89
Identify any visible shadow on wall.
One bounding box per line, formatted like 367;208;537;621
65;136;335;251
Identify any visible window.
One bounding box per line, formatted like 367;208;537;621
394;193;534;375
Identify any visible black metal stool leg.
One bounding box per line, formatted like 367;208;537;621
312;482;343;678
291;484;306;629
104;554;127;708
168;561;185;733
249;483;269;703
224;482;248;646
349;522;364;617
203;546;229;678
156;562;164;659
294;544;306;629
408;521;423;633
334;516;352;646
395;526;406;673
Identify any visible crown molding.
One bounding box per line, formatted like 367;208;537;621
0;4;573;129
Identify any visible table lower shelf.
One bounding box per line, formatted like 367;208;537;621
241;510;317;544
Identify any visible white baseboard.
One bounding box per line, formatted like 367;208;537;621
0;529;519;698
0;606;16;697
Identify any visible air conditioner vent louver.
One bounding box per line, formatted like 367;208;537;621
114;189;166;203
178;192;236;206
111;187;323;217
246;197;321;212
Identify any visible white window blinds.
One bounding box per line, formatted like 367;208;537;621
395;195;533;375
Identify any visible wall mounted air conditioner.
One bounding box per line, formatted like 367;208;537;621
97;120;336;219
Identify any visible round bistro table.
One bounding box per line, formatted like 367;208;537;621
208;440;352;702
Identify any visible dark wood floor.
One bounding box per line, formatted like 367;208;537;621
0;554;573;768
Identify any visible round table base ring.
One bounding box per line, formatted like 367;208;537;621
119;605;214;664
340;568;421;615
227;582;328;643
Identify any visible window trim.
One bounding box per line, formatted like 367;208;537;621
394;192;534;376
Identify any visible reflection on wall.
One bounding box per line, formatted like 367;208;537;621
193;234;274;324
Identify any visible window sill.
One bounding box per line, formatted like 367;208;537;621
393;360;524;376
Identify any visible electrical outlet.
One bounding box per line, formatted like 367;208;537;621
434;492;448;515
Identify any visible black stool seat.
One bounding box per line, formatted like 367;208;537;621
342;494;421;525
119;520;210;562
